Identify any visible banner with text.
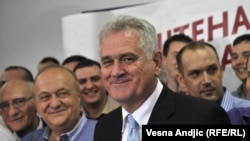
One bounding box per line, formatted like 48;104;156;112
62;0;250;91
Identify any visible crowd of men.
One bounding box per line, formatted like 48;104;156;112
0;15;250;141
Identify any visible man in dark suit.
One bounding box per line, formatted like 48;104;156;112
94;15;230;141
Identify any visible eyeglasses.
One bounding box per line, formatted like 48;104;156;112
0;96;33;112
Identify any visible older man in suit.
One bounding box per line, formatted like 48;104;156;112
94;15;230;141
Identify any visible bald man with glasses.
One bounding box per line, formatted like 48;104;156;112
0;80;44;141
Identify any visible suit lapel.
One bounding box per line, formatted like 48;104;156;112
110;107;123;140
148;85;176;124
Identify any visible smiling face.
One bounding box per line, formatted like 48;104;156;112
33;67;81;132
231;41;250;82
100;29;161;112
75;65;107;106
177;46;224;102
0;80;36;132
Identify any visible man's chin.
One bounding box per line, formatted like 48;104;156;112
201;94;216;101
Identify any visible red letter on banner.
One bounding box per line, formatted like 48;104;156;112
232;6;250;34
221;44;232;70
192;19;204;41
208;12;228;41
157;33;162;51
173;24;189;34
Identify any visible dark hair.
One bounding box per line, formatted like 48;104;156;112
4;66;34;82
62;55;87;65
73;59;101;72
233;34;250;46
39;56;60;65
163;34;193;56
176;41;219;74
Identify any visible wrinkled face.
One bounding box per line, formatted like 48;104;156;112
33;68;81;131
0;80;36;132
163;41;189;81
231;41;250;82
177;47;224;102
75;65;107;106
100;29;161;108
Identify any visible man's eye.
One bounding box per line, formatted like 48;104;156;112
231;54;237;60
102;58;113;66
208;67;218;74
13;98;25;105
78;79;86;85
91;76;100;82
243;52;250;58
122;57;135;63
189;70;200;78
39;94;50;101
57;91;70;98
0;103;9;110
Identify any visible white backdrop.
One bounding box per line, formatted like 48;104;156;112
0;0;156;77
62;0;250;91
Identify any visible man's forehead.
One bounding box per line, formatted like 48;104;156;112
1;69;25;81
0;80;31;99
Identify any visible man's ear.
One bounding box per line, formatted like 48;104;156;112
153;52;163;76
176;72;186;91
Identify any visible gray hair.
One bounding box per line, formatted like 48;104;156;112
99;15;158;59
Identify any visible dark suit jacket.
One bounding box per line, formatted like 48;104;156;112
94;85;231;141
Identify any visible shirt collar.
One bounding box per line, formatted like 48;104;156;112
42;115;87;141
121;79;163;132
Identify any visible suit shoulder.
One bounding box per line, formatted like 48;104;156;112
96;107;122;126
21;127;46;141
175;93;226;112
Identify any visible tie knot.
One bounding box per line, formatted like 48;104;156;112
127;114;138;129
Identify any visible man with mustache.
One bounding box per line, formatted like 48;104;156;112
21;66;97;141
0;80;43;140
176;41;250;124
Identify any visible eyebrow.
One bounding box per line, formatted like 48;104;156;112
101;56;110;61
0;96;30;103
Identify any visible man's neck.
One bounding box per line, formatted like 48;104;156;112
84;96;108;119
166;79;178;92
16;116;39;138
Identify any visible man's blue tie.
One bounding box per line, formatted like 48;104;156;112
127;114;140;141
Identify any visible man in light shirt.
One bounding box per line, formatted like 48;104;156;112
22;66;96;141
0;80;43;140
176;41;250;124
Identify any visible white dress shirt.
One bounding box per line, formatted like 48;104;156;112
121;79;163;141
